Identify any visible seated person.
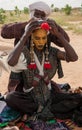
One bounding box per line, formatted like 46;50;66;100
5;20;81;123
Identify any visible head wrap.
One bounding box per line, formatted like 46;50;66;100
29;1;51;18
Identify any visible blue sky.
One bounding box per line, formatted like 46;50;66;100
0;0;82;10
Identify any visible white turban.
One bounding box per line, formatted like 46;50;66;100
29;1;51;18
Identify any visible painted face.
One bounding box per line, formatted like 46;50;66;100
32;28;47;50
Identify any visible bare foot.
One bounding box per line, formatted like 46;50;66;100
2;126;19;130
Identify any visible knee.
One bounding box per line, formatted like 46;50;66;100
5;92;14;105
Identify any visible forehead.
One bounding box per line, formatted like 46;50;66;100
32;29;47;37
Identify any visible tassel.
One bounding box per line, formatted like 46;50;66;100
28;36;37;70
44;41;51;69
28;62;37;69
44;61;52;69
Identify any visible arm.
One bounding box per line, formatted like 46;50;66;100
57;41;78;62
47;19;70;47
49;22;78;62
1;18;34;39
1;22;28;39
7;30;30;66
7;20;40;66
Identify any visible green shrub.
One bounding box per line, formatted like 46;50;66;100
64;4;72;15
23;7;29;14
0;8;6;23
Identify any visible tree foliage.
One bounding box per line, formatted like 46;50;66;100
14;6;21;16
23;7;29;14
0;8;6;23
64;4;72;15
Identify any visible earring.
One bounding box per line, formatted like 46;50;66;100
44;43;52;69
27;38;37;69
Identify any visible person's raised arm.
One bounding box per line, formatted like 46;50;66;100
1;18;34;39
1;22;27;39
47;19;70;47
49;22;78;62
7;20;40;66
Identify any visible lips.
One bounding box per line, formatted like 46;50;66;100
37;45;44;49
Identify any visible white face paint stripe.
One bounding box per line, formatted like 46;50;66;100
34;52;51;90
34;52;44;76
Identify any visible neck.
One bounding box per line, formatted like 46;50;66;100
34;47;44;54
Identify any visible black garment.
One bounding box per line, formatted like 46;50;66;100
73;109;82;127
50;91;82;119
0;93;4;101
5;86;82;121
6;91;38;116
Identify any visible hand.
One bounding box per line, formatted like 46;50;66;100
47;19;59;36
24;20;40;36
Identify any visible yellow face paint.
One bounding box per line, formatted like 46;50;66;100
32;28;47;50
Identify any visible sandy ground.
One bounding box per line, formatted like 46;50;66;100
0;29;82;94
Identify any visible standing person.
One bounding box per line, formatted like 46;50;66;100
5;20;80;122
1;1;70;92
1;1;70;46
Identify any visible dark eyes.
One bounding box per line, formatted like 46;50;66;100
42;37;47;40
34;37;40;40
34;37;47;40
34;11;46;18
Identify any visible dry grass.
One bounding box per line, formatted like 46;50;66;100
0;9;82;46
0;9;82;34
50;10;82;34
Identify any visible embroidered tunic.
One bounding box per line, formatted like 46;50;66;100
6;45;64;118
22;46;63;106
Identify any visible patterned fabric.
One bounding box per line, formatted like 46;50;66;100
30;120;70;130
0;105;20;123
0;103;79;130
65;119;76;130
22;46;63;105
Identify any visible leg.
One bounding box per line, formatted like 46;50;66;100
5;91;38;116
